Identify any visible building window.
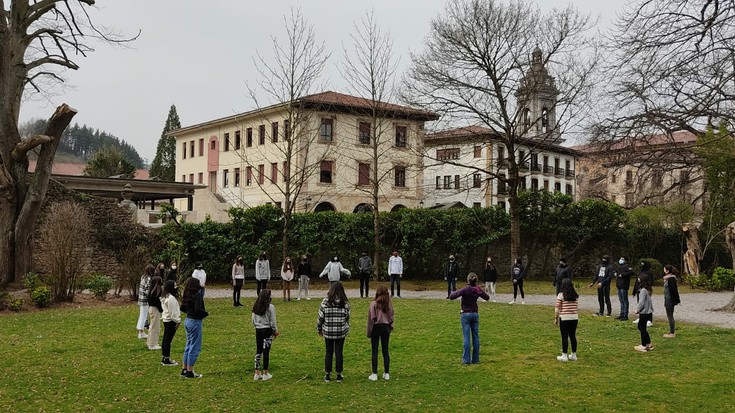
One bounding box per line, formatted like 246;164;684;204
320;160;333;183
519;178;526;190
272;122;279;143
359;122;371;145
554;182;561;192
234;168;240;187
498;174;507;194
275;201;282;210
199;138;204;156
246;167;252;186
523;107;531;130
182;142;187;159
190;141;195;156
358;163;370;186
209;140;214;150
544;179;549;190
283;161;290;181
473;173;481;188
531;178;539;191
395;126;407;147
223;169;229;187
497;146;506;166
189;173;194;183
626;170;634;187
224;133;230;152
320;118;333;141
271;163;278;184
566;184;573;195
436;176;441;189
246;128;253;147
258;125;265;145
284;120;291;141
258;164;265;185
473;202;481;208
474;145;482;158
454;175;460;189
443;175;451;189
235;131;241;150
198;173;203;184
497;201;506;210
541;107;549;133
395;166;406;187
531;153;540;171
181;174;186;182
437;148;460;160
543;155;550;173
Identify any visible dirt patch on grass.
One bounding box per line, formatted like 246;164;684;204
0;290;133;315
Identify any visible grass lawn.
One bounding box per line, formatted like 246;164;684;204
1;290;733;412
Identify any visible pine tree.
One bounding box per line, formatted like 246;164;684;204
149;105;181;181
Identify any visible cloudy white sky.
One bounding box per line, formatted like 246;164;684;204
20;0;627;163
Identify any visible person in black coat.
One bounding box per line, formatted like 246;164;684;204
614;256;634;321
444;254;460;298
509;258;525;304
482;256;498;302
553;258;572;295
589;255;614;316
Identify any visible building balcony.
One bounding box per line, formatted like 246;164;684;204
543;165;554;174
519;162;530;171
497;186;508;195
531;164;541;172
565;169;575;178
554;167;565;176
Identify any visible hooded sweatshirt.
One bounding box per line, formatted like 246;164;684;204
320;260;351;282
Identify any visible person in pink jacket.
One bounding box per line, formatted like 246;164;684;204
367;285;394;381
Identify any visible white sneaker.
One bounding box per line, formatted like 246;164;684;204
382;373;390;380
632;318;639;325
261;373;272;381
556;353;568;362
368;373;378;381
297;297;301;301
253;373;261;381
137;332;148;339
306;297;311;301
647;321;653;327
508;300;515;305
521;300;525;304
568;353;577;361
148;345;161;350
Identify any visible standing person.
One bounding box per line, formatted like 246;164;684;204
297;255;312;301
358;252;373;298
662;265;681;338
388;251;403;298
192;262;207;297
180;278;208;378
444;254;460;298
252;289;279;381
633;274;654;352
509;258;525;305
367;285;394;381
161;280;181;366
232;256;245;307
449;273;490;364
317;282;351;383
554;278;579;362
281;257;294;302
614;256;634;321
255;252;271;295
155;262;166;279
553;258;572;295
632;261;653;327
320;255;351;287
136;264;154;339
147;276;164;350
168;262;178;283
589;255;614;316
482;256;498;302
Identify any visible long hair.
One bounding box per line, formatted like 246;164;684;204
484;256;496;270
373;284;391;314
663;265;678;276
182;277;201;307
640;274;654;293
282;257;293;272
326;281;348;307
163;280;176;297
148;276;163;297
143;264;155;278
560;278;579;301
252;289;272;316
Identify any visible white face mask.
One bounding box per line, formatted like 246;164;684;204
171;265;177;269
619;259;625;265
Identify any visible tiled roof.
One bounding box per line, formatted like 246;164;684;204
572;131;698;154
425;125;579;156
29;160;150;180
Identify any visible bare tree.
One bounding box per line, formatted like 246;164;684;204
0;1;136;287
238;8;330;261
404;0;598;261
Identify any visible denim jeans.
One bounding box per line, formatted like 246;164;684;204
617;288;629;318
460;312;480;364
183;318;203;367
447;278;456;297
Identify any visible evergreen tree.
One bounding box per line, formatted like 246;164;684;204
149;105;181;181
83;147;136;179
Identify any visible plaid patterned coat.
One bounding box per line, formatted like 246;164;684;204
317;298;351;339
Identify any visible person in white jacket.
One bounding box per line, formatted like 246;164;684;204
320;256;351;286
192;262;207;296
255;252;271;295
388;251;403;298
160;280;181;366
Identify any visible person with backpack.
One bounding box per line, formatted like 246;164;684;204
358;252;373;298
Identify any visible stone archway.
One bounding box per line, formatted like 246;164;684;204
353;203;373;213
391;204;407;212
314;202;336;213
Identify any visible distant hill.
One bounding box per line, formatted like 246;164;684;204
21;119;146;169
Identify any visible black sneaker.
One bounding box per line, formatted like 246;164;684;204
324;374;331;383
185;371;203;379
336;374;344;382
180;368;187;378
161;358;179;366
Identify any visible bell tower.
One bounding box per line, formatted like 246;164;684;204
515;47;561;143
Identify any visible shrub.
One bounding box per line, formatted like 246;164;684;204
23;272;42;291
31;286;52;308
9;298;24;311
639;258;663;281
85;273;113;300
710;267;735;291
0;291;8;310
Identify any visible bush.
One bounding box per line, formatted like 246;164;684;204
85;273;113;300
9;298;24;311
23;272;42;291
639;258;663;281
710;267;735;291
31;286;52;308
0;291;8;310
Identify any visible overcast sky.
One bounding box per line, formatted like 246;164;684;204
20;0;627;163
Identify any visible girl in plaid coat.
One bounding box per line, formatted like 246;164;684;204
317;281;350;383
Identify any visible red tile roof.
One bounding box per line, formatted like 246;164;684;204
300;91;439;120
572;131;698;153
28;160;150;180
425;125;579;156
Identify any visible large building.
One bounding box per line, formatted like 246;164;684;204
171;91;438;220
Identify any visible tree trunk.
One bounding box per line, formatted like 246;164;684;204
508;192;521;270
682;223;702;276
373;195;381;281
719;222;735;312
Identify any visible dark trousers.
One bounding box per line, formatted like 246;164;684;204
559;319;578;354
256;280;268;295
324;337;345;374
360;273;370;297
370;324;391;374
597;284;611;315
446;277;456;297
255;327;274;371
638;313;652;346
513;279;524;299
617;287;629;318
162;321;178;358
390;274;401;297
665;302;676;334
233;279;243;304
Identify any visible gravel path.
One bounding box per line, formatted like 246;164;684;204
206;287;735;329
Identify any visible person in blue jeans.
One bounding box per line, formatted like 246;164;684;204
180;278;208;379
449;273;490;364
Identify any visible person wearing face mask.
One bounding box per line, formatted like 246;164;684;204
589;255;614;316
509;257;525;304
632;260;653;327
192;262;207;297
553;258;572;295
482;256;498;302
320;255;351;287
388;251;403;298
255;252;271;295
614;256;634;321
444;254;460;299
297;256;312;301
232;256;245;307
167;262;178;283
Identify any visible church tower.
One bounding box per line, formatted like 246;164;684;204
515;47;562;143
